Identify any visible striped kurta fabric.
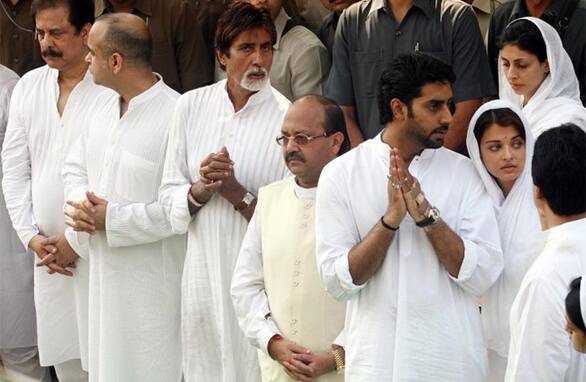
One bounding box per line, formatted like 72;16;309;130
160;80;290;382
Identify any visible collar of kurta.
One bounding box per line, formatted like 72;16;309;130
369;0;434;19
124;73;164;110
220;79;273;116
371;130;435;172
95;0;152;17
510;0;571;25
273;8;291;50
543;218;586;245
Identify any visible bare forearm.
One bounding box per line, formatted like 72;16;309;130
348;220;396;285
424;220;464;277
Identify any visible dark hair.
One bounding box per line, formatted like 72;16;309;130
501;19;547;63
301;95;350;155
532;124;586;216
474;108;526;144
214;2;276;70
96;14;153;67
31;0;94;32
566;277;586;332
377;52;456;125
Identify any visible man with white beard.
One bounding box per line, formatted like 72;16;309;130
159;3;290;381
1;0;106;380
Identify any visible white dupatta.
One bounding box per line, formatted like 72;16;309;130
466;100;544;356
498;17;586;137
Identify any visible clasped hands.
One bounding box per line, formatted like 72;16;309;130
384;148;432;228
269;337;336;382
64;191;108;235
30;234;77;276
189;146;240;204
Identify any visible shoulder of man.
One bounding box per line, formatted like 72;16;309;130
258;176;295;199
284;24;328;49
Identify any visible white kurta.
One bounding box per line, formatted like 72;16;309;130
231;177;345;382
498;17;586;137
1;66;106;368
506;218;586;381
466;100;544;381
316;134;504;381
62;78;185;382
159;80;290;382
0;64;37;350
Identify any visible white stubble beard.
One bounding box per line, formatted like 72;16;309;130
240;66;269;92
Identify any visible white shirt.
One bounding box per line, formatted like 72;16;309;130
505;218;586;382
1;66;106;368
62;77;185;382
0;64;37;350
316;135;504;381
159;80;290;382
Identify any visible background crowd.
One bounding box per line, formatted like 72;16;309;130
0;0;585;381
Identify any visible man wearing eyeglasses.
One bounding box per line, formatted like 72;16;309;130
231;95;349;382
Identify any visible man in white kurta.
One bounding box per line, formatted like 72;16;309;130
505;124;586;382
0;64;50;381
159;3;289;381
61;14;184;382
231;96;348;381
1;2;104;379
316;53;503;381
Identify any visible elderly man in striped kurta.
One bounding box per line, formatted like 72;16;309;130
231;95;349;382
159;3;290;381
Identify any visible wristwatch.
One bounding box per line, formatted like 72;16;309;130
415;206;440;228
234;192;255;211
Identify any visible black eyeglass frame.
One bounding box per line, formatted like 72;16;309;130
275;132;333;146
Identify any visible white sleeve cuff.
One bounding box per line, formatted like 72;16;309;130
170;183;192;234
333;252;365;298
259;318;280;355
449;241;479;283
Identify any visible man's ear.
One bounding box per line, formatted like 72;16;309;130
330;131;344;156
390;98;408;121
216;48;227;71
533;184;545;212
110;52;124;74
81;23;91;45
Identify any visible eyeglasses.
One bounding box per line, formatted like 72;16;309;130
275;132;330;146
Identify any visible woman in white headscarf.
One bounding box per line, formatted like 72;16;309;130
565;276;586;354
466;100;544;382
499;17;586;137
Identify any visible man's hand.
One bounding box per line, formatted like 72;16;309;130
385;148;407;228
283;351;337;382
268;336;311;365
28;234;73;276
36;234;79;269
393;148;430;223
65;191;107;234
199;146;240;196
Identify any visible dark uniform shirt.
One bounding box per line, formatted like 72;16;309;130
325;0;496;139
487;0;586;105
0;0;44;76
96;0;212;93
318;12;339;57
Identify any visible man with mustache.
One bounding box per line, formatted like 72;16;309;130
1;0;107;380
315;52;503;381
231;95;349;382
158;2;290;381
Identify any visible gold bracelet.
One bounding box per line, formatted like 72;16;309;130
330;346;345;374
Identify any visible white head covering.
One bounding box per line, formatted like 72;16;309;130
498;17;586;137
466;99;544;356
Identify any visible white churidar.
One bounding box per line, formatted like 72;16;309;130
159;80;290;382
506;218;586;381
1;66;106;368
231;177;345;382
466;100;544;380
316;135;503;381
62;77;185;382
0;65;38;351
498;17;586;137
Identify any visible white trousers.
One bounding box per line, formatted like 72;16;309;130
53;359;87;382
0;346;52;381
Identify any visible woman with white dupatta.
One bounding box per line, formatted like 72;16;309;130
565;276;586;354
499;17;586;137
466;100;544;382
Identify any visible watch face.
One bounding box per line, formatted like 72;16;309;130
243;192;255;205
429;207;440;220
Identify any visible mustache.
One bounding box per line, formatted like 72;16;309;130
430;125;449;134
245;66;267;76
285;151;305;163
41;48;63;58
